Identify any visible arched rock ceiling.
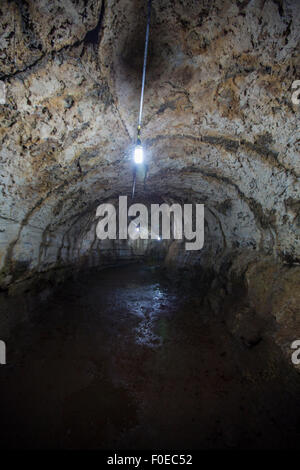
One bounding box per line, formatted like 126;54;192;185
0;0;299;281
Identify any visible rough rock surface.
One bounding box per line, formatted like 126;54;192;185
0;0;299;285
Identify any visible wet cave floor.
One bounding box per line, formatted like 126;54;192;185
0;264;299;450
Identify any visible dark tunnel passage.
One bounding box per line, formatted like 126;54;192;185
1;264;300;450
0;0;300;452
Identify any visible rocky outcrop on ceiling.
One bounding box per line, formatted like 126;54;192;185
0;0;299;290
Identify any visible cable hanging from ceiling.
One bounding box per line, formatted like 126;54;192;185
132;0;152;199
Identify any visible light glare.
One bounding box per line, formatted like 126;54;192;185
134;145;144;164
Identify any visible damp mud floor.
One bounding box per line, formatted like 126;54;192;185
0;264;299;449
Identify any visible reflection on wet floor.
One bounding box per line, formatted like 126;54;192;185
0;264;300;449
131;284;174;347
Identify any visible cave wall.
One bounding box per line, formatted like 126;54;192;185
0;0;299;293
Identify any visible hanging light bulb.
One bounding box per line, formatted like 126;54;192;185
134;144;144;164
131;1;152;198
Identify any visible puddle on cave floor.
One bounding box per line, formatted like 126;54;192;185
0;263;300;449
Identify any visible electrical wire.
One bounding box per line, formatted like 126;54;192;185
132;0;152;199
138;0;152;129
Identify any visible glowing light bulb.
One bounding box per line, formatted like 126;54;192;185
157;236;161;240
134;145;144;164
